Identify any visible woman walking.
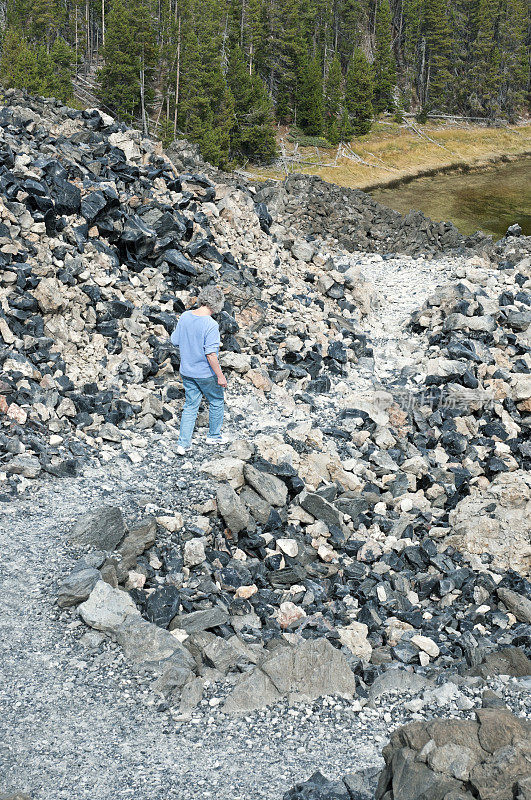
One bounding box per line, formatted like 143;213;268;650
170;286;228;455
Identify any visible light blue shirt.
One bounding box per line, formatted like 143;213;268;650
170;310;221;378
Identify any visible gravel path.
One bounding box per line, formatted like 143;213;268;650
361;253;460;385
0;442;386;800
0;252;468;800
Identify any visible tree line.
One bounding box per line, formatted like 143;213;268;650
0;0;529;168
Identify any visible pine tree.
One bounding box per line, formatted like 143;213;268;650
497;0;529;119
421;0;453;110
0;29;40;94
98;0;158;124
325;54;343;127
263;0;307;122
346;47;374;134
1;0;530;152
49;38;75;101
297;55;324;134
328;117;340;144
338;0;361;60
228;45;276;162
177;0;235;168
26;0;65;49
0;27;73;101
339;107;353;141
372;0;396;112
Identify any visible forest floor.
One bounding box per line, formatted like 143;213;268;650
245;119;531;190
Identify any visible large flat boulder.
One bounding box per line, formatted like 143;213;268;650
223;638;356;713
115;616;194;675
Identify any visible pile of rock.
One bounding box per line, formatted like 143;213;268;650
283;707;531;800
57;454;530;713
0;89;377;494
375;708;531;800
254;174;492;256
2;89;529;724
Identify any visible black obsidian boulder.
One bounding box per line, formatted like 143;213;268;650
144;586;181;628
119;215;157;259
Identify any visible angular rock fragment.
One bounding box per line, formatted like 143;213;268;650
115;616;194;675
216;483;253;534
170;608;229;634
70;506;125;551
243;463;288;507
56;567;100;608
78;580;139;633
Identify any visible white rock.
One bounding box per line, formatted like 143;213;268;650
291;240;315;262
400;497;414;512
78;581;139;633
203;457;245;489
276;538;298;558
338;621;372;660
156;514;184;532
411;634;440;658
184;538;206;567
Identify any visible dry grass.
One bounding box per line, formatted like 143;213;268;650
247;121;531;189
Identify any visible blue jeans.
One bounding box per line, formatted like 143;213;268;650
178;375;224;448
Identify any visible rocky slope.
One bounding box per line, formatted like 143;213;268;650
0;89;530;800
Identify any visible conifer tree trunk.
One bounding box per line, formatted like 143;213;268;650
173;14;181;136
140;53;148;136
85;0;90;72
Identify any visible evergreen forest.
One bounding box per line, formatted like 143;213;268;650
0;0;529;167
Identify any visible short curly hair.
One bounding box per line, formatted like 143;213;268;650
197;285;225;314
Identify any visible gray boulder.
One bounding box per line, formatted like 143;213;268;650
153;664;191;700
56;567;100;608
284;771;350;800
115;616;194;675
78;580;139;633
224;638;356;713
284;767;379;800
202;635;241;674
216;483;253;534
497;588;531;624
6;454;41;478
369;668;432;701
240;486;272;524
376;709;531;800
117;516;156;562
343;768;380;800
469;646;531;679
243;463;288;507
70;505;125;551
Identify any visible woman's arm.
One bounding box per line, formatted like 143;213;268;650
206;352;227;387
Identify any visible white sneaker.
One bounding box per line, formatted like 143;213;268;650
176;445;188;456
205;435;229;445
